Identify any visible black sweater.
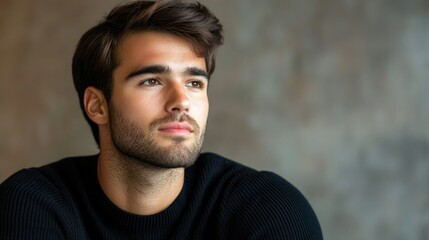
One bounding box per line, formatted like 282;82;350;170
0;153;323;239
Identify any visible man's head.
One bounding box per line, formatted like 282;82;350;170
72;0;223;146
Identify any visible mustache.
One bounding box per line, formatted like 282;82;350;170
150;113;200;133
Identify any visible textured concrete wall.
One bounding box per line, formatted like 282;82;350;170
1;0;428;239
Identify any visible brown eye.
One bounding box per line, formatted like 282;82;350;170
141;79;160;86
186;81;204;89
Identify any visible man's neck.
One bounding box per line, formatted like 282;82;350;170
97;150;185;215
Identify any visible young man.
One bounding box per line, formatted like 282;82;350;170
0;1;323;239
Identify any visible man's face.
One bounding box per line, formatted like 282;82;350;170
108;31;209;168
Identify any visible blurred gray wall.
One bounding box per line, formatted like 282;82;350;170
1;0;428;239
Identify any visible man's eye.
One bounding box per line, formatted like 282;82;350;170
141;79;160;86
186;81;204;89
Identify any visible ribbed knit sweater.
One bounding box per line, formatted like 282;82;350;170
0;153;323;239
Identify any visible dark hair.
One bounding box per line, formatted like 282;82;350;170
72;0;224;146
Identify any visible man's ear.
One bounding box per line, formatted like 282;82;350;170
83;87;109;125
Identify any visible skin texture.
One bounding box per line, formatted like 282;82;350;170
83;31;209;215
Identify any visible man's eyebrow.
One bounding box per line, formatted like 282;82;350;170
126;65;170;80
184;67;209;79
125;65;208;80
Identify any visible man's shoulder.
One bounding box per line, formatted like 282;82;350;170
192;152;310;206
40;154;98;173
190;152;257;186
194;152;293;185
0;155;98;198
196;152;303;198
192;152;323;239
0;155;98;239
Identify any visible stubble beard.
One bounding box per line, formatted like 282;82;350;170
109;104;205;169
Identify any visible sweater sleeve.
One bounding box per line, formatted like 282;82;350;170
225;171;323;240
0;169;68;240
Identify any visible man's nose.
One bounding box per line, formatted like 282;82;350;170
165;83;190;113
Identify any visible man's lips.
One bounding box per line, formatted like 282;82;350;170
158;122;193;134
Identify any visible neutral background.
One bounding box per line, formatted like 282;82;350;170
1;0;428;239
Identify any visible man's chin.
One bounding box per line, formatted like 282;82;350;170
136;149;199;169
123;139;201;169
